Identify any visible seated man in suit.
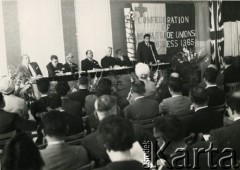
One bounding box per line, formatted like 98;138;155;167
46;55;64;77
81;50;101;71
190;86;223;134
41;111;89;170
204;67;225;107
96;115;145;170
124;80;159;121
136;34;159;64
55;81;83;117
101;47;120;68
208;89;240;161
63;53;78;73
0;92;37;134
159;77;192;116
223;56;240;84
115;49;131;67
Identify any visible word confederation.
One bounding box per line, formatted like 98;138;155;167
136;16;190;24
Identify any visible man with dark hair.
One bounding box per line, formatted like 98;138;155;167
96;115;144;170
63;53;78;73
47;94;84;135
0;92;37;134
81;50;101;71
124;80;159;120
136;34;159;64
46;55;64;77
41;111;89;170
204;67;225;107
115;49;131;67
223;56;240;84
55;81;82;117
190;86;223;134
159;78;192;116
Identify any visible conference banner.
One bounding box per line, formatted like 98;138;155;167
132;3;195;56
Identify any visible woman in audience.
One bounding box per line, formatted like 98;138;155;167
2;132;44;170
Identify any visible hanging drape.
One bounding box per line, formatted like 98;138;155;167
17;0;65;76
0;0;8;76
74;0;113;68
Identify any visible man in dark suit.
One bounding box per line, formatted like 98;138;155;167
0;92;37;134
223;56;240;84
63;53;78;73
41;111;89;170
137;34;159;64
190;86;223;134
159;77;192;116
124;80;159;121
204;67;225;107
81;50;101;71
96;116;145;170
115;49;132;67
46;55;64;77
101;47;120;68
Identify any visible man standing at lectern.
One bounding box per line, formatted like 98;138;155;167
137;34;159;64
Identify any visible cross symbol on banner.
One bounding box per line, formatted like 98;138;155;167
135;3;147;17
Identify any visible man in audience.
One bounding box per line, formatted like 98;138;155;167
47;94;84;135
63;53;78;73
101;47;119;68
159;77;192;116
0;92;37;134
55;81;83;117
115;49;131;67
81;50;101;71
223;56;240;84
190;86;223;134
124;80;159;121
68;76;90;107
204;67;225;107
96;115;145;170
0;76;28;118
41;111;89;170
46;55;64;77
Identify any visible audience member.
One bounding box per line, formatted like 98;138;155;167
69;76;90;107
159;78;192;116
55;81;83;117
63;53;78;73
204;67;225;107
96;115;145;170
2;132;44;170
81;50;101;71
0;92;37;134
41;111;89;170
0;76;28;118
115;49;131;67
223;56;240;84
46;55;64;77
124;80;159;120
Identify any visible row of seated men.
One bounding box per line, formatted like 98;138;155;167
0;60;240;169
16;47;132;80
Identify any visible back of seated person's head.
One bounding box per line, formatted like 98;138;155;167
42;110;67;138
135;63;149;79
154;115;184;143
0;92;5;108
204;67;218;84
98;78;112;88
168;77;182;93
55;81;70;97
47;93;62;110
223;56;233;65
131;80;146;95
226;90;240;115
79;76;88;87
99;115;135;153
190;86;208;106
96;84;112;97
207;64;218;71
37;79;50;94
95;95;117;121
3;132;44;170
0;76;15;95
170;72;180;79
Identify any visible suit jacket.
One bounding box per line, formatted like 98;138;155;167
0;109;37;134
96;160;145;170
41;143;89;170
63;62;78;73
101;56;119;68
61;97;83;117
30;96;48;121
81;58;101;71
137;41;158;64
46;62;64;77
68;89;90;107
124;97;159;121
159;96;192;116
206;86;225;107
191;107;223;134
223;65;240;84
115;56;132;67
209;119;240;160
